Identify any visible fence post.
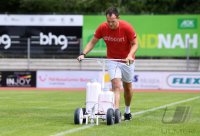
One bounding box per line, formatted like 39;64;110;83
186;38;190;71
27;38;30;70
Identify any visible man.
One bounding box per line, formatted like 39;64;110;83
77;7;138;120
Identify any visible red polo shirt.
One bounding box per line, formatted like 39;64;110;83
94;20;136;59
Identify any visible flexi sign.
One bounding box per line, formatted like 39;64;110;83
167;74;200;88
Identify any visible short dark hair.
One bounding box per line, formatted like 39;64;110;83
105;7;119;17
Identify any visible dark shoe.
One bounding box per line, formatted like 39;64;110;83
124;113;132;121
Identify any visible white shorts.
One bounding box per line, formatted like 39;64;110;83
106;60;135;83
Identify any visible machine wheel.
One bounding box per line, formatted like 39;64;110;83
74;108;83;124
114;109;121;124
106;108;115;125
82;108;86;123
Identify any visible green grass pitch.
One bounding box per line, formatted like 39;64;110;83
0;90;199;136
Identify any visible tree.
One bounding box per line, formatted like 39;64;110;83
0;0;199;14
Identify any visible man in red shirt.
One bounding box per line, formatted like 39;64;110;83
77;7;138;121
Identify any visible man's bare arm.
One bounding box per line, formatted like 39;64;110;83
77;37;99;61
127;38;138;60
82;37;99;55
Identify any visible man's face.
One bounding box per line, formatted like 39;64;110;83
106;14;119;30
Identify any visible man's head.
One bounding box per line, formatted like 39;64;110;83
105;7;119;30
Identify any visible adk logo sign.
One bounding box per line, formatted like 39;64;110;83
167;74;200;88
178;19;197;29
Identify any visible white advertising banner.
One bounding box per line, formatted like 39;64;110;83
132;72;162;89
37;71;200;91
37;71;102;88
161;72;200;90
132;72;200;90
103;71;200;91
0;15;83;26
104;71;163;90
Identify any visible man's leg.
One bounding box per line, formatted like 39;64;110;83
111;78;121;109
106;61;122;109
123;81;133;120
123;82;133;110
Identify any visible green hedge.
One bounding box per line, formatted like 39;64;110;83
0;0;200;14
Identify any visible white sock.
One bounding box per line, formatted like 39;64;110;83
125;106;131;114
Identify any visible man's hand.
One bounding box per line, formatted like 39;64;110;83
77;53;85;62
125;56;134;66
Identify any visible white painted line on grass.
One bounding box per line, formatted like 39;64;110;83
51;96;200;136
132;96;200;116
52;125;94;136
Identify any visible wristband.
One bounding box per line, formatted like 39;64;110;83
80;52;86;57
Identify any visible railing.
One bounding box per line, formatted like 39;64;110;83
0;58;199;71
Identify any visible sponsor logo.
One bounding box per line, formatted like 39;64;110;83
95;33;198;49
0;34;11;49
132;74;160;89
137;33;198;49
167;74;200;88
40;32;68;50
104;73;110;82
132;75;139;82
178;19;197;29
38;75;47;82
6;74;32;87
103;36;125;42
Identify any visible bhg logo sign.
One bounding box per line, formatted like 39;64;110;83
167;74;200;88
40;32;68;50
0;34;11;49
